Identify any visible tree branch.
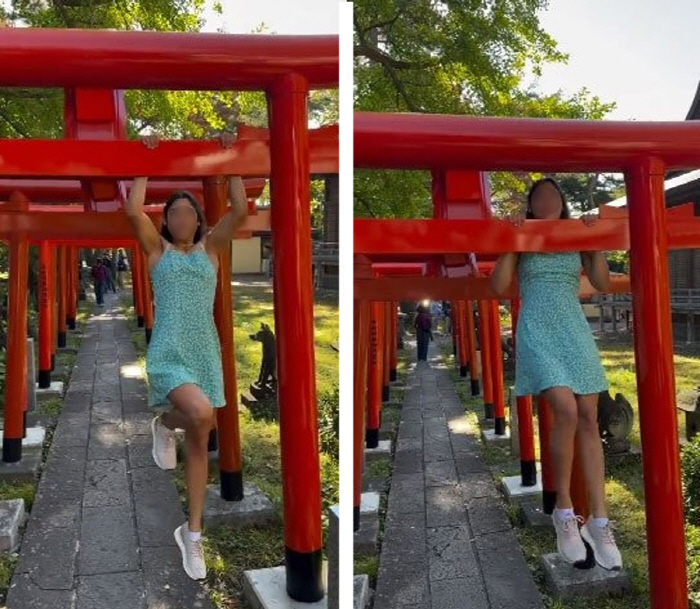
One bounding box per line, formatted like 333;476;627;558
353;44;432;70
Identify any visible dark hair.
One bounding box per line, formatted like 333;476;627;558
160;191;206;244
526;178;570;220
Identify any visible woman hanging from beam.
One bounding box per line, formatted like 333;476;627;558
125;134;247;581
491;177;622;571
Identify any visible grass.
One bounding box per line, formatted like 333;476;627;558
122;277;338;608
439;328;700;608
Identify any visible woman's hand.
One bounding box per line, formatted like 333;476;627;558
580;212;598;227
140;135;160;150
219;132;235;149
505;213;526;227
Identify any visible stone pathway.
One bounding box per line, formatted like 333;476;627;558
374;344;543;609
6;296;214;609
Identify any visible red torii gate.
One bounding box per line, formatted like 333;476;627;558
0;28;338;603
353;111;700;609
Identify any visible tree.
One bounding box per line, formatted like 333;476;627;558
353;0;617;219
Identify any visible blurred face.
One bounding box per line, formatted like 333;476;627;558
529;182;563;220
166;198;199;242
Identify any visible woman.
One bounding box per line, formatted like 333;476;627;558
126;134;247;581
414;303;433;362
490;178;622;571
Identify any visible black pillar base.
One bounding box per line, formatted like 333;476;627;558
542;489;557;515
470;379;480;396
219;469;244;501
2;438;21;463
459;365;468;377
137;315;144;328
354;505;360;532
58;332;67;349
390;369;397;382
483;402;495;420
382;385;390;402
207;428;218;452
285;547;324;602
67;317;76;330
494;417;506;435
38;369;51;389
365;428;379;449
145;328;152;344
521;460;537;487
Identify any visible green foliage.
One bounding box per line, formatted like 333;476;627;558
354;0;618;218
688;524;700;606
682;437;700;527
318;383;339;461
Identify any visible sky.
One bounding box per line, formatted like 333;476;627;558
526;0;700;121
200;0;339;35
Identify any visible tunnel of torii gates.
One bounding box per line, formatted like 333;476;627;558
0;28;338;603
352;111;700;609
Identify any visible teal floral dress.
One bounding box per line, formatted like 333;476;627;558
145;242;226;409
514;252;608;397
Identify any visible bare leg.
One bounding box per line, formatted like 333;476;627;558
160;408;188;431
167;384;215;533
543;386;579;510
576;393;608;519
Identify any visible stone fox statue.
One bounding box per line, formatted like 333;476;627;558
250;323;277;390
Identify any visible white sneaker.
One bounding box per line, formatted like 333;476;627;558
174;523;207;580
151;415;176;470
581;518;623;570
552;512;587;564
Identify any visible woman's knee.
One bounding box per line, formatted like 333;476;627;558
577;398;599;436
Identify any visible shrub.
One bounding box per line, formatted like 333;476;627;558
681;437;700;526
317;383;339;461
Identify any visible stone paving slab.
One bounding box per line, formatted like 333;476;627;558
6;301;215;609
372;344;544;609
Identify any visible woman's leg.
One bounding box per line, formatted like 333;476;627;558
576;393;607;518
164;384;215;532
542;386;579;510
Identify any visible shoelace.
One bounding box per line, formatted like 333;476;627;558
597;521;617;545
560;515;584;536
190;538;204;560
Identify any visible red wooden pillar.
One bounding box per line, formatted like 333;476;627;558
4;235;29;462
510;300;536;486
132;247;144;327
451;300;461;367
626;160;687;609
477;300;494;420
382;301;391;402
267;72;323;602
49;246;57;371
465;300;480;396
354;299;370;531
366;301;383;448
203;177;244;500
456;300;468;377
57;246;68;348
489;300;507;435
37;242;52;388
537;395;556;514
67;247;78;330
139;250;154;343
389;301;398;382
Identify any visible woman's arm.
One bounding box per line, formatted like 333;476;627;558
582;251;610;292
579;213;610;292
490;252;519;296
205;176;248;254
125;176;162;258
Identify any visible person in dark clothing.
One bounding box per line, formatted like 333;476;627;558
103;255;117;293
91;259;108;306
442;300;452;335
414;304;433;362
